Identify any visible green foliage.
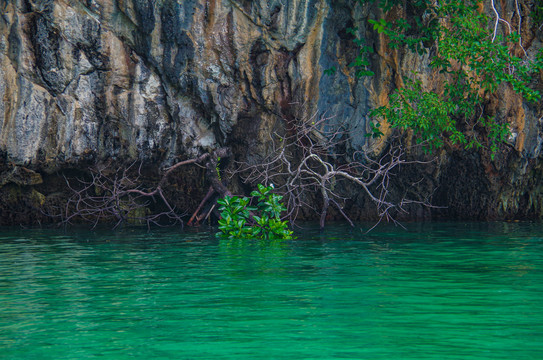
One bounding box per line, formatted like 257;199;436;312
348;27;375;78
216;184;294;240
365;121;384;139
216;157;222;181
366;0;439;54
365;0;543;158
532;2;543;26
325;25;374;78
371;77;455;151
324;66;337;76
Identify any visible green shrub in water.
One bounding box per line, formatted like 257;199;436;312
216;184;294;240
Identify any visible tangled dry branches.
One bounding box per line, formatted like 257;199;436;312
61;161;184;229
59;148;231;229
235;110;434;229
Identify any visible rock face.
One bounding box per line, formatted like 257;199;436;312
0;0;542;225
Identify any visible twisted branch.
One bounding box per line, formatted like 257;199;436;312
60;148;231;229
234;109;435;229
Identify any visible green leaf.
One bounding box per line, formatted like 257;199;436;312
346;26;358;36
216;184;293;240
323;66;337;76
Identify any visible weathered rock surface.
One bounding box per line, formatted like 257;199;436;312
0;0;542;225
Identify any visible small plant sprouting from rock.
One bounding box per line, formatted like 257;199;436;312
216;184;294;240
216;157;222;181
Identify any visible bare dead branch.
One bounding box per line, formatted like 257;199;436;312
60;148;231;228
188;186;214;226
233;109;435;229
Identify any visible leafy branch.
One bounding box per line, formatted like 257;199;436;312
365;0;543;158
216;184;294;240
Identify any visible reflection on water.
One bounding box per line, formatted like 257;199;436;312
0;222;542;359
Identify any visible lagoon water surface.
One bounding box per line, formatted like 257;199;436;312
0;222;542;359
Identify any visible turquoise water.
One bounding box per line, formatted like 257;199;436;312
0;222;542;359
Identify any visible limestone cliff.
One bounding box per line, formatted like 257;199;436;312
0;0;542;225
